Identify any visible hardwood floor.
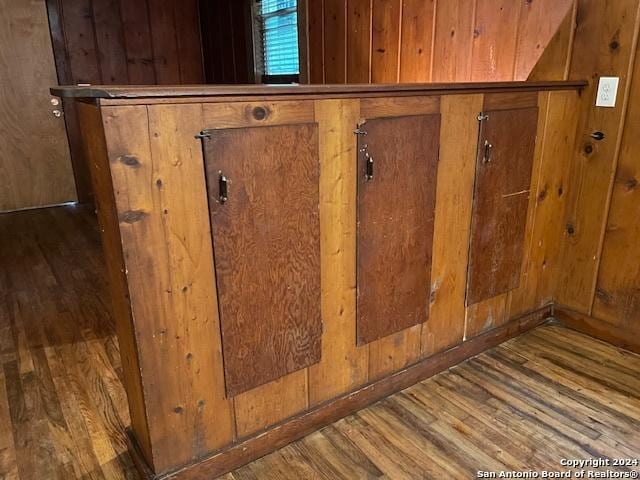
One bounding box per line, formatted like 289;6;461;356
1;205;639;480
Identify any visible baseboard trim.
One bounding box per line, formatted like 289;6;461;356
554;305;640;354
126;305;552;479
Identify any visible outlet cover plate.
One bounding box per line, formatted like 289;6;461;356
596;76;619;107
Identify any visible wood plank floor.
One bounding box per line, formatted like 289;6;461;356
1;205;639;480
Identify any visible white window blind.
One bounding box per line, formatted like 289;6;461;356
256;0;299;78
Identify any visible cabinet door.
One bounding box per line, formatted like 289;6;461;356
202;124;321;396
466;107;538;306
357;114;440;345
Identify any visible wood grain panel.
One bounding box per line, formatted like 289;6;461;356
514;0;574;80
308;99;368;405
360;95;439;118
60;0;101;84
92;0;128;84
0;0;75;212
310;0;575;85
371;0;401;82
482;91;538;111
75;101;153;463
119;0;156;84
347;0;372;83
324;0;346;83
465;293;508;339
466;107;538;305
399;0;436;82
593;40;640;329
147;0;181;84
233;370;309;438
44;0;207;208
509;91;580;316
308;0;325;83
431;0;475;82
504;92;550;319
174;0;204;83
203;124;322;396
357;114;440;344
202;101;315;129
470;0;521;81
368;324;422;381
102;104;234;472
557;0;640;313
422;94;483;356
527;2;577;82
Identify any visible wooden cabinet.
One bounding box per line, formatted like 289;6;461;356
466;106;539;306
57;81;583;479
202;124;322;396
356;114;440;344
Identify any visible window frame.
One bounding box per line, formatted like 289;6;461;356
250;0;309;84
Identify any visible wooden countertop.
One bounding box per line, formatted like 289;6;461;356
51;81;586;100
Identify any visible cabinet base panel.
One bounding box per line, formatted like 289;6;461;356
554;306;640;354
128;305;553;480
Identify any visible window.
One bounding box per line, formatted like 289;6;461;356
255;0;300;83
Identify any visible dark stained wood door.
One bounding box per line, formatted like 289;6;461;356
202;124;322;396
357;114;440;345
466;107;538;306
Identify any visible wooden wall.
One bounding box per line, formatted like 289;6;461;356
199;1;253;84
47;0;205;204
306;0;574;84
529;0;640;348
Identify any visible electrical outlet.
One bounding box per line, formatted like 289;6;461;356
596;76;619;107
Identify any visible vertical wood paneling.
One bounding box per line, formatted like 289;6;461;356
308;0;325;83
422;94;482;356
347;0;372;82
147;0;181;84
119;0;156;84
91;0;128;84
46;0;207;207
509;91;580;316
312;0;573;84
465;294;508;339
470;0;521;81
234;370;308;438
60;0;101;84
199;0;251;84
431;0;475;82
102;104;234;472
508;91;551;316
514;0;574;80
230;1;250;83
527;2;577;82
308;99;368;405
592;37;640;330
174;0;205;83
399;0;436;82
368;325;422;381
371;0;401;82
324;0;346;83
557;0;640;313
75;101;153;462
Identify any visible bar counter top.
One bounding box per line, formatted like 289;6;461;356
51;80;586;100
